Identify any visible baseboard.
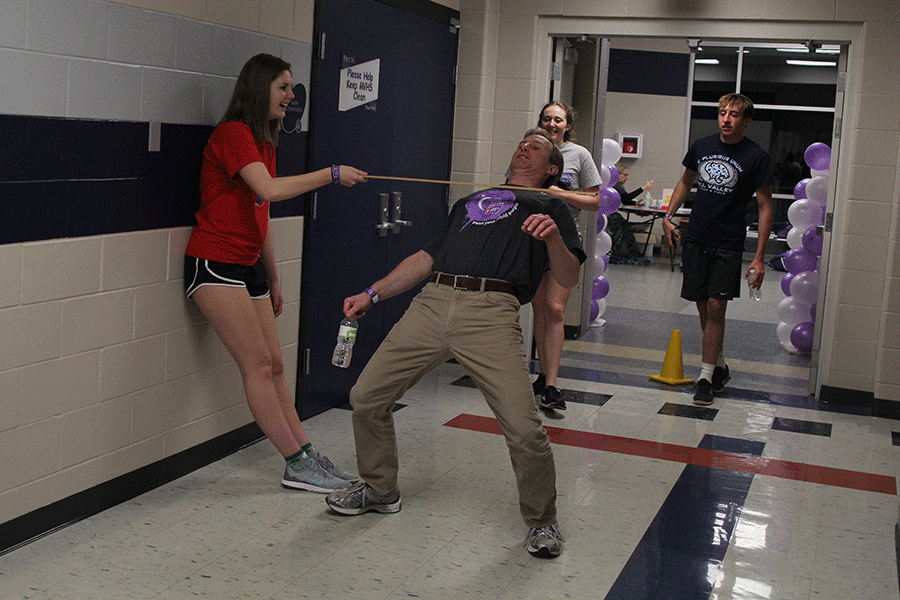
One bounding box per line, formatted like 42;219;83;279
819;384;900;420
0;422;264;556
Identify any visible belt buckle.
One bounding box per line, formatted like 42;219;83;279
452;275;469;290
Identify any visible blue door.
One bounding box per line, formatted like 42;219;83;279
298;0;459;418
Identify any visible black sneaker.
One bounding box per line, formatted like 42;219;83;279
532;373;546;401
711;365;731;394
693;379;714;406
539;385;566;410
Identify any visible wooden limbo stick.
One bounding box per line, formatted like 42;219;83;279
364;174;599;197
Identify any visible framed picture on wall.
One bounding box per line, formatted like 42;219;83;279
617;133;642;158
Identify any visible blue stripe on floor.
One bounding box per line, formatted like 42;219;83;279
603;434;761;600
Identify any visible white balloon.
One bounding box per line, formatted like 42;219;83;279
811;168;830;178
595;231;612;256
788;198;824;230
789;270;820;305
805;175;829;205
777;296;813;327
777;321;797;351
595;298;607;319
599;164;611;187
601;138;622;166
786;226;804;249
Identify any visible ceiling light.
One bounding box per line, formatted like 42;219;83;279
695;58;720;64
786;59;836;67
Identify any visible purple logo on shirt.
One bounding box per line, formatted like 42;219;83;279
558;172;574;190
461;190;516;230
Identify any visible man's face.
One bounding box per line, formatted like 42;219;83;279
718;103;750;142
510;134;558;181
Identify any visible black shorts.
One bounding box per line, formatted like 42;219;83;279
680;241;743;302
184;255;270;300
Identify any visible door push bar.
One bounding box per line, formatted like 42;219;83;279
376;192;413;237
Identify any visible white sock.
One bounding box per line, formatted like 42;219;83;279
699;363;715;383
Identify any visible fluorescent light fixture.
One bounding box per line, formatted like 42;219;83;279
777;44;841;54
695;58;720;64
786;59;837;67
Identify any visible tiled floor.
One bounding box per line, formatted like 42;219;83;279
2;262;898;599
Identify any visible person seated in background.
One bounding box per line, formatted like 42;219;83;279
607;165;654;265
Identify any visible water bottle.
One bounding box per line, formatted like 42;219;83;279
331;318;358;368
747;269;761;301
644;191;652;207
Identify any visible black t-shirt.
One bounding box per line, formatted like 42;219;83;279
424;188;586;304
683;134;774;252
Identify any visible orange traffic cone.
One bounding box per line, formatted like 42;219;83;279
649;330;694;385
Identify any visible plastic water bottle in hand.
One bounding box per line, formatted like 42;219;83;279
747;269;761;301
332;318;358;368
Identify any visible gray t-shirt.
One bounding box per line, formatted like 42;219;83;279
557;141;602;192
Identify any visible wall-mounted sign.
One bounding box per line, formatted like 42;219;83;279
340;55;379;112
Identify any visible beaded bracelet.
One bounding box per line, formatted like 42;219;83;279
331;164;340;185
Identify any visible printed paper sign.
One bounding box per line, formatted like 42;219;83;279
339;57;379;112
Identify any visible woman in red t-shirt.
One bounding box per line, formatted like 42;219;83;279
185;53;367;492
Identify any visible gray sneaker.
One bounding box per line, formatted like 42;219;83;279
524;523;564;558
282;454;352;493
310;447;358;482
325;482;401;515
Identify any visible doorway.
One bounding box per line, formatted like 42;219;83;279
548;33;848;395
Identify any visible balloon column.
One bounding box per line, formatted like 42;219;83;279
590;138;624;324
776;142;829;354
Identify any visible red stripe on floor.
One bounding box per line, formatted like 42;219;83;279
444;413;897;496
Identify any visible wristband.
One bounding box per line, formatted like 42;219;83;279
331;164;341;185
663;213;673;222
365;287;379;303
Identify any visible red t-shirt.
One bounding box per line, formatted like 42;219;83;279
185;121;275;265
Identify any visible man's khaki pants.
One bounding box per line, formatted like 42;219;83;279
349;282;558;528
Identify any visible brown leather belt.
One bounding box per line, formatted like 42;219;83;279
430;272;516;296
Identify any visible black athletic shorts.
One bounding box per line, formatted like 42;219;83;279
184;255;270;300
680;241;743;302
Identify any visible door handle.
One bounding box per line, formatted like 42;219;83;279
376;193;396;237
391;192;412;234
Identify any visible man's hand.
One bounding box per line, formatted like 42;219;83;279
746;259;765;288
343;292;373;320
661;217;680;247
522;213;560;242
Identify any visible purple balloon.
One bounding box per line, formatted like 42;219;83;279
602;253;610;272
590;299;600;322
793;178;810;200
783;247;818;275
607;166;619;187
790;321;815;354
781;272;795;297
596;213;608;234
801;225;823;256
804;142;831;172
598;187;622;215
810;303;817;321
592;276;610;301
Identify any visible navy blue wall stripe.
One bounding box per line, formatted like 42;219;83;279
0;115;307;245
608;49;690;97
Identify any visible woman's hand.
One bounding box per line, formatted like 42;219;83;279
338;166;368;187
